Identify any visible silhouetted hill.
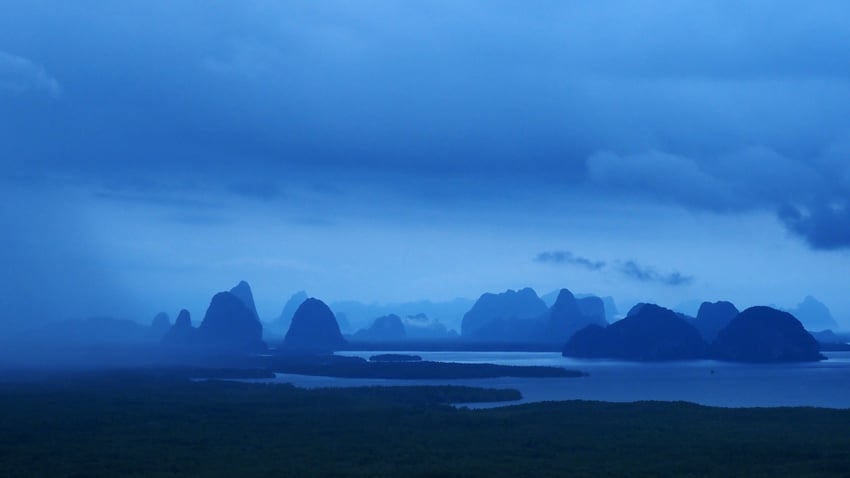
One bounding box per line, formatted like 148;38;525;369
149;312;171;339
811;329;845;345
540;289;560;307
197;292;266;352
548;288;582;331
576;296;606;323
229;280;260;321
472;316;544;343
711;306;824;362
626;303;646;317
811;329;850;351
331;297;472;334
561;324;609;357
333;312;352;334
547;289;608;343
461;288;548;340
542;290;618;321
162;309;195;347
787;296;839;331
175;309;191;328
353;314;407;342
282;298;347;352
563;303;706;360
268;291;309;335
402;313;458;340
692;301;739;342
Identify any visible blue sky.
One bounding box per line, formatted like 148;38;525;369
2;1;849;328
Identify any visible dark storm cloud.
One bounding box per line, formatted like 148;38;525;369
2;1;850;245
779;202;850;251
535;251;606;271
586;146;850;248
619;261;694;287
587;146;831;209
586;150;742;212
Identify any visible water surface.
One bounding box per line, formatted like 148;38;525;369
249;351;850;409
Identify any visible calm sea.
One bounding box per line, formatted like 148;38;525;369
249;350;850;409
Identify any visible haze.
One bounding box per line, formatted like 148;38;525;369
2;1;849;330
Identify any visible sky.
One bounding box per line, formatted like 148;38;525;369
2;1;850;330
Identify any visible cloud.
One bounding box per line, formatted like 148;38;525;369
535;250;606;271
586;150;741;211
585;145;850;250
618;260;694;286
4;1;849;194
0;51;60;97
2;1;850;252
709;146;825;205
535;251;692;287
586;147;829;213
778;201;850;250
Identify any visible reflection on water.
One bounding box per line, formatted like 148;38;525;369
247;351;850;409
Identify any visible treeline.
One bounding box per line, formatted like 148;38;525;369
1;373;850;477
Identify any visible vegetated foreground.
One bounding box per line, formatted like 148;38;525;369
1;373;849;478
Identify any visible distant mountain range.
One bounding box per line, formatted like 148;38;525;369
6;280;845;367
564;302;825;363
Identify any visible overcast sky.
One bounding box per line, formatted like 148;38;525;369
2;1;849;329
